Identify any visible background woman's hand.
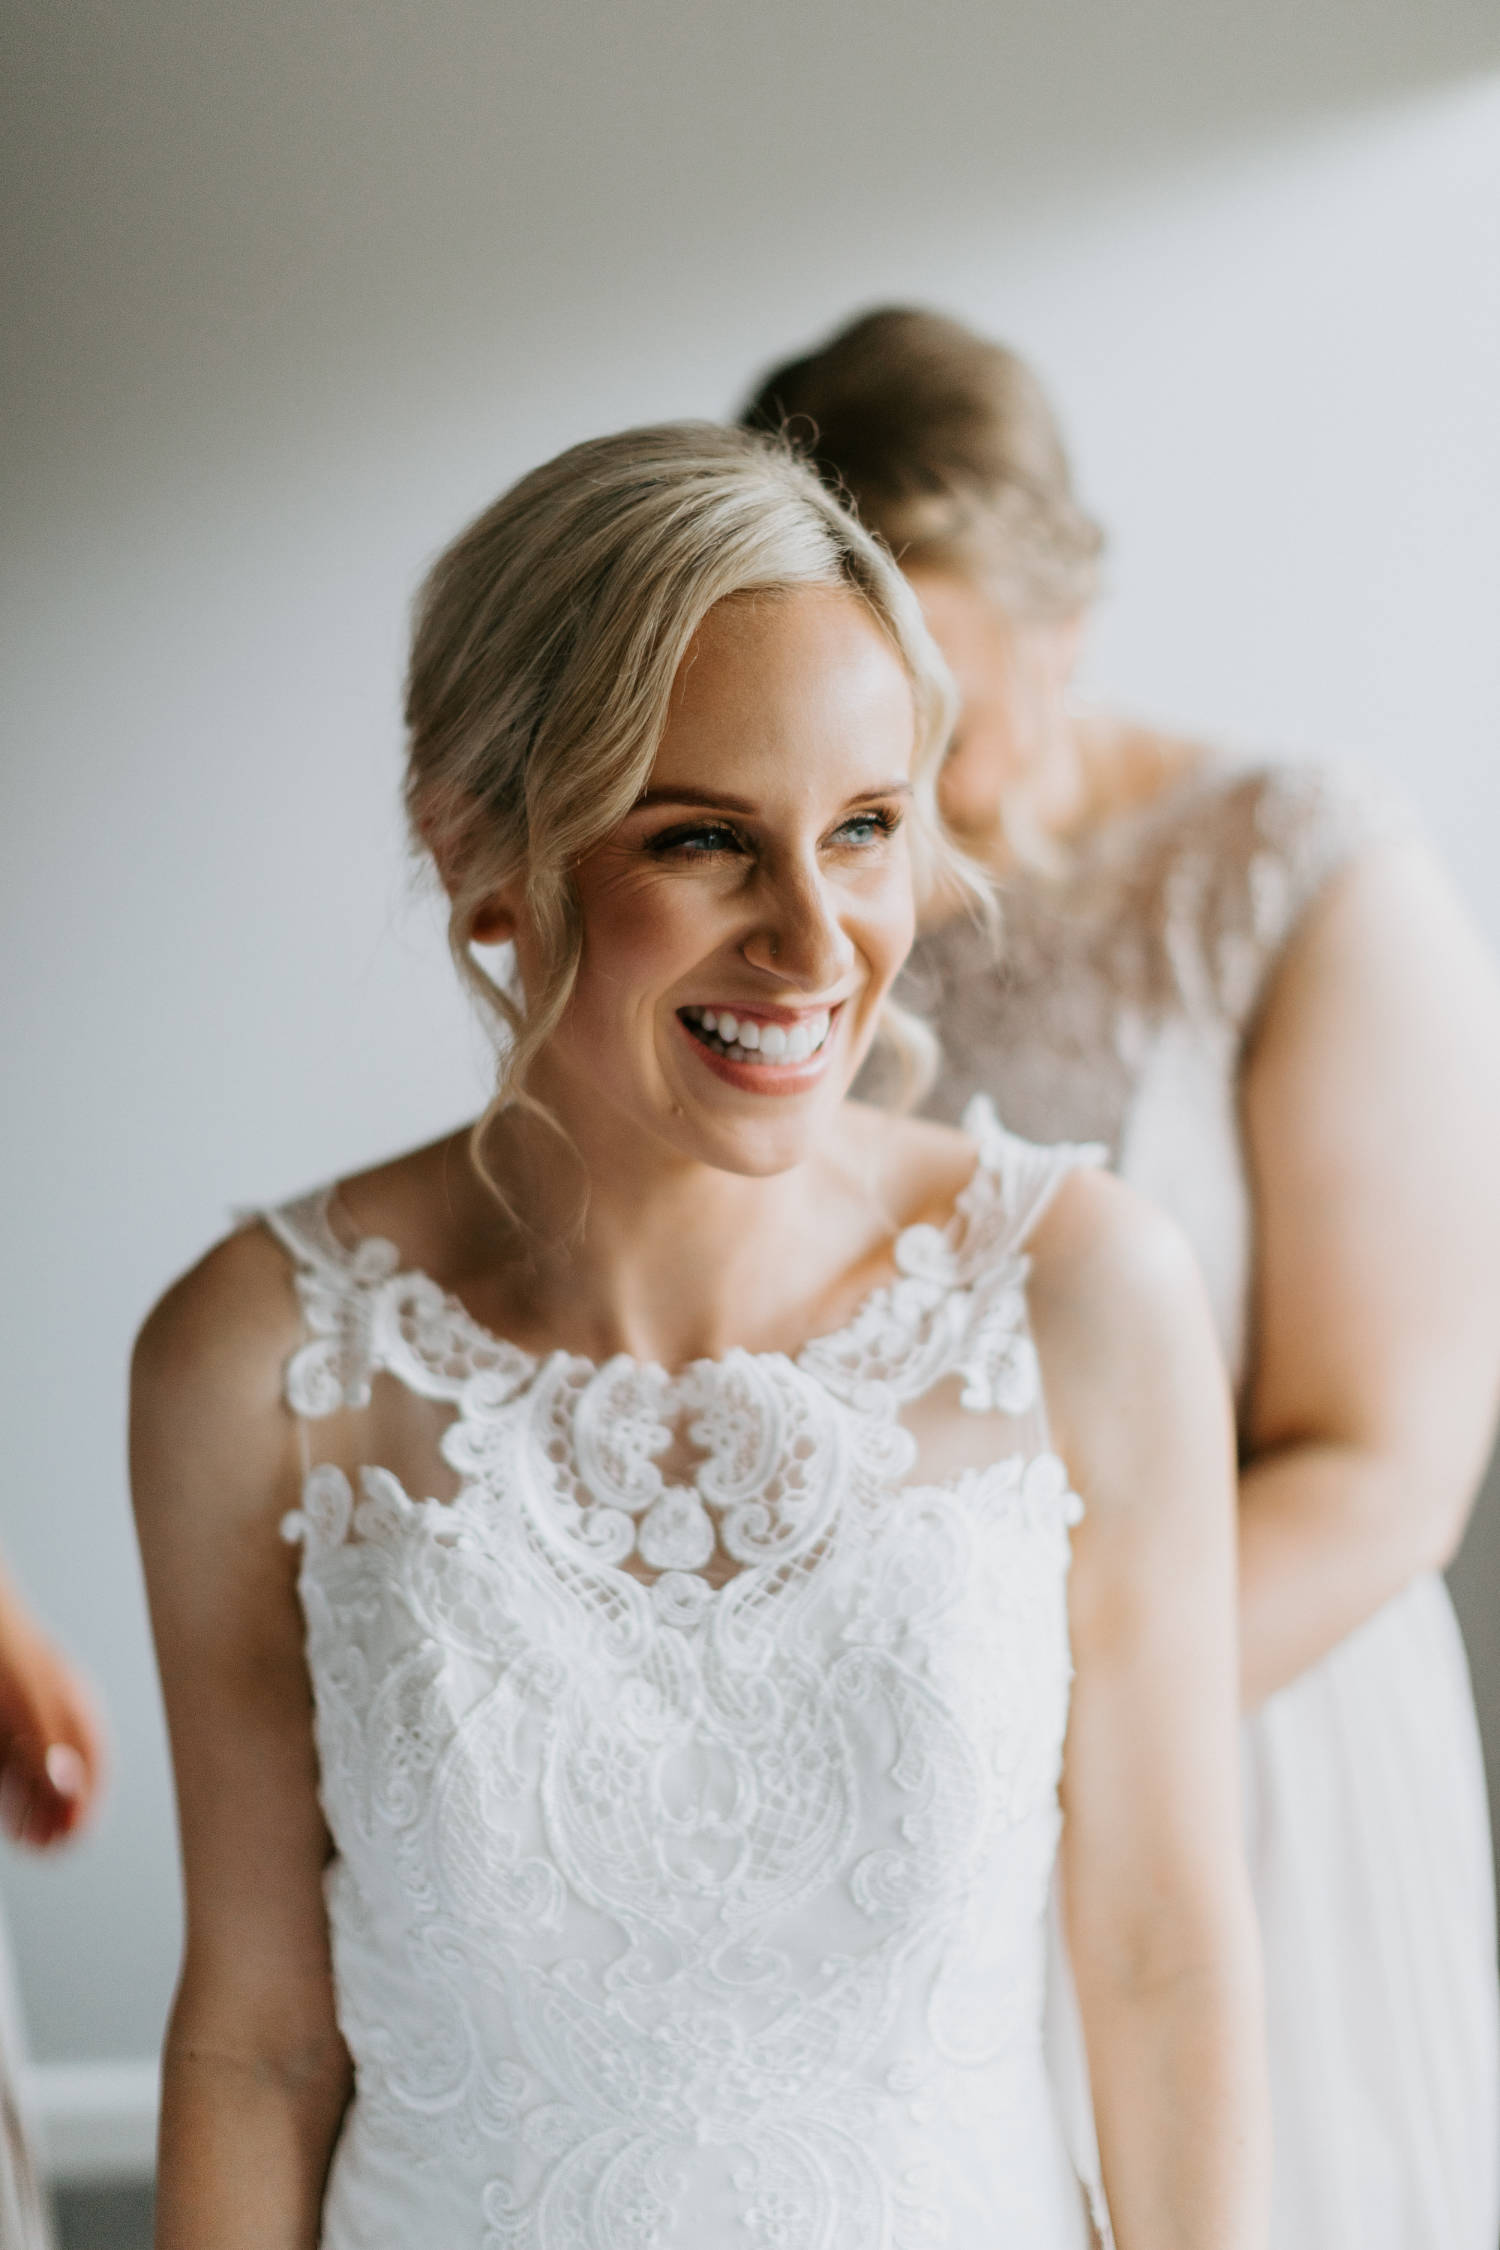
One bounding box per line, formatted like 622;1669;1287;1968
0;1567;105;1848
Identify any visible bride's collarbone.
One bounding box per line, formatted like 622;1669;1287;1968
335;1110;983;1372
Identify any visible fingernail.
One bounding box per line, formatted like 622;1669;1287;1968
44;1745;86;1799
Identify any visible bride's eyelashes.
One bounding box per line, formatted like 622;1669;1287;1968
834;807;903;847
645;819;745;859
642;806;904;862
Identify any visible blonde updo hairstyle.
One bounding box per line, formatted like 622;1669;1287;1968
404;421;975;1191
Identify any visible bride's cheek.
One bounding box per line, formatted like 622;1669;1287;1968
583;876;721;995
857;870;916;965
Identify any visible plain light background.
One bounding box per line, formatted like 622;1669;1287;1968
4;0;1500;2070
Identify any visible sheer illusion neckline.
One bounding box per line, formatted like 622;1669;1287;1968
310;1129;1011;1390
273;1099;1099;1607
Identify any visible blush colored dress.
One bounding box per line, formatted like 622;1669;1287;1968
901;753;1500;2250
267;1110;1114;2249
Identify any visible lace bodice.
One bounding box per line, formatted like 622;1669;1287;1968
270;1102;1105;2249
900;758;1401;1384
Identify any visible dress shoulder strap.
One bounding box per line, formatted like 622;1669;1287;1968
815;1098;1107;1422
259;1188;359;1280
887;1095;1105;1301
259;1187;400;1416
955;1095;1107;1266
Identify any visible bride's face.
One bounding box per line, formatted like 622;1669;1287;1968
525;585;919;1180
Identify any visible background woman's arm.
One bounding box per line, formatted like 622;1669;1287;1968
1238;841;1500;1708
131;1229;351;2250
0;1558;104;1848
1036;1174;1268;2250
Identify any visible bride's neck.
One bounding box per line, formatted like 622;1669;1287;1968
464;1103;861;1371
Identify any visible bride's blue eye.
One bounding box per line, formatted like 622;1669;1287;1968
644;807;900;858
834;809;900;846
647;822;744;858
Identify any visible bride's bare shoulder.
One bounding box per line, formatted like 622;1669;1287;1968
1026;1168;1233;1515
1028;1164;1204;1346
135;1125;480;1380
130;1219;307;1480
126;1223;309;1589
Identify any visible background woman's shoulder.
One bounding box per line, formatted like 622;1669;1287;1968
1091;725;1413;1031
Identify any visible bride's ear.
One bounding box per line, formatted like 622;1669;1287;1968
417;804;522;946
469;893;519;945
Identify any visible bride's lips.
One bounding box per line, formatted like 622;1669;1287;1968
676;1002;843;1096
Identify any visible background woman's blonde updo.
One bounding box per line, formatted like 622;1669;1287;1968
404;420;974;1177
739;308;1105;619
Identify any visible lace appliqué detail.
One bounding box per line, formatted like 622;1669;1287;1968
269;1116;1102;2248
270;1107;1098;1604
262;1195;400;1413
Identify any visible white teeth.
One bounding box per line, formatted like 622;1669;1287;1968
682;1004;837;1065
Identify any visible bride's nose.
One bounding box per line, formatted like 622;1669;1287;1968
740;864;856;988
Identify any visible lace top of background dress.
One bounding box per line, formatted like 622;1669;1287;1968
900;754;1401;1386
268;1105;1104;2250
901;754;1500;2250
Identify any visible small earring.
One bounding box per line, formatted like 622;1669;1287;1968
769;932;780;959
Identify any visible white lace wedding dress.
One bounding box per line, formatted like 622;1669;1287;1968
267;1106;1108;2249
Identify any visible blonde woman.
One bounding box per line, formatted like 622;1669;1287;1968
132;423;1267;2247
743;308;1500;2249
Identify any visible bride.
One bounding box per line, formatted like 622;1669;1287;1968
132;421;1267;2247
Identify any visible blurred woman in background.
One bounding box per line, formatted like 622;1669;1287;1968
742;306;1500;2250
0;1554;105;2250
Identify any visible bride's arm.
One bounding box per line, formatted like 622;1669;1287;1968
131;1228;350;2250
1032;1172;1268;2250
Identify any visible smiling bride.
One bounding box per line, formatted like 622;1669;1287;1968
131;422;1269;2249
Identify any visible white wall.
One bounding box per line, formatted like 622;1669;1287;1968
4;0;1499;2068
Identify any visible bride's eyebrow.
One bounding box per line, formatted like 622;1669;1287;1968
632;786;758;814
632;781;913;813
